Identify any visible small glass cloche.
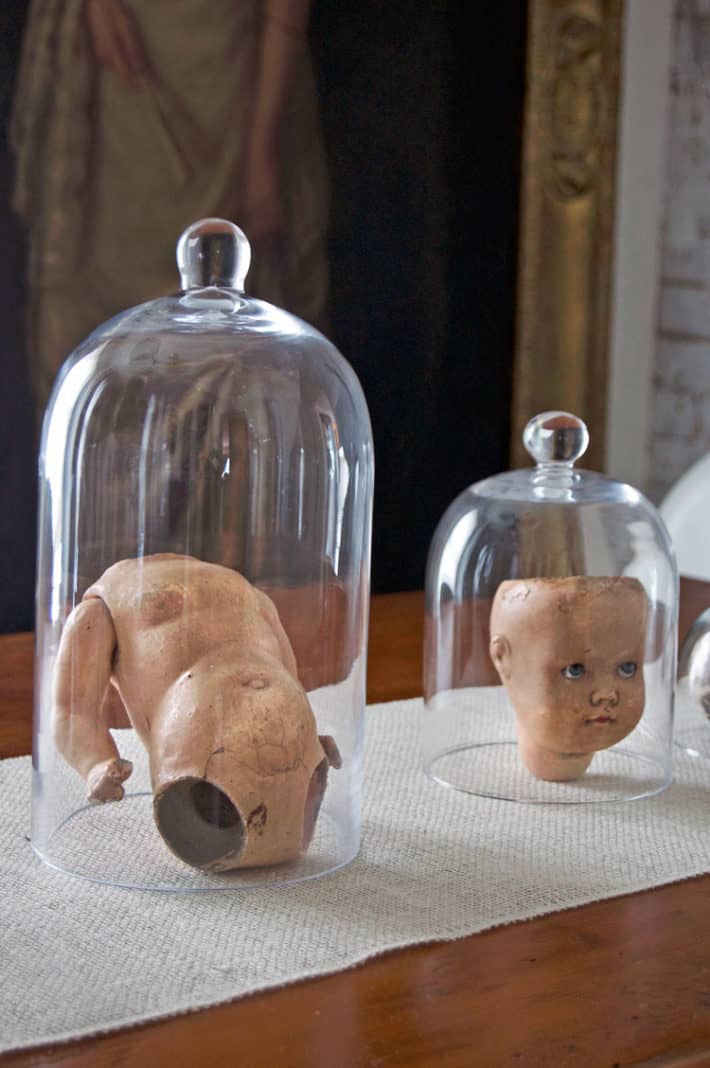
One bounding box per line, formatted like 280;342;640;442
675;607;710;757
423;411;678;803
32;219;374;890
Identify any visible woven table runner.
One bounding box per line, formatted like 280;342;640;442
2;689;710;1052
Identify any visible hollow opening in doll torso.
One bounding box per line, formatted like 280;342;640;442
153;777;245;870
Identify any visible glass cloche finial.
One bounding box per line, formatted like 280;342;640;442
523;410;589;465
176;218;251;291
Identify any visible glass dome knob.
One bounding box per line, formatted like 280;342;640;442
176;218;251;291
523;411;589;466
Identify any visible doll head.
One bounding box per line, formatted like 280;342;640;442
489;576;648;781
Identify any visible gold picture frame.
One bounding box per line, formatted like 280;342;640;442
512;0;623;470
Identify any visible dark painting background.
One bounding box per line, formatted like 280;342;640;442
0;0;34;634
0;1;526;632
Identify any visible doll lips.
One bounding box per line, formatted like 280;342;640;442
588;714;615;724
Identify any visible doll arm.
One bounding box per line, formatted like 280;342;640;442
52;596;133;802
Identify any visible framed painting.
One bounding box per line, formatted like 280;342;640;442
0;0;679;626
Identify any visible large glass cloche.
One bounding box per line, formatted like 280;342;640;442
423;412;678;803
32;219;374;889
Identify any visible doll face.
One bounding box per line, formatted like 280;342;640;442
490;578;648;757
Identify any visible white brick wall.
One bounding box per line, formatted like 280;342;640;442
647;0;710;501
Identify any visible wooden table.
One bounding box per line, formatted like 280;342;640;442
3;587;710;1068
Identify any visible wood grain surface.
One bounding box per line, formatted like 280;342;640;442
3;583;710;1068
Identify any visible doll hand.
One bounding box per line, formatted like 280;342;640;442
319;734;342;769
86;757;133;803
85;0;147;85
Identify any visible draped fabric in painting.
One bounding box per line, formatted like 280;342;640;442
1;1;533;626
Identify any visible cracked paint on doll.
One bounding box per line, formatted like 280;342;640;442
52;554;340;870
489;576;648;782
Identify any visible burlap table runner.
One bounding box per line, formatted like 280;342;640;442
2;689;709;1053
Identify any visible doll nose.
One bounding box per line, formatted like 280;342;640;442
590;688;619;708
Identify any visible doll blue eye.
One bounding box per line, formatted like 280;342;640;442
617;661;637;679
561;663;585;679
